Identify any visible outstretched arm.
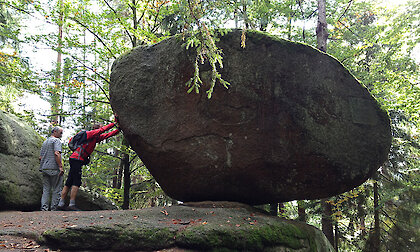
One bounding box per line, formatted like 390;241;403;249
97;129;120;142
86;122;116;140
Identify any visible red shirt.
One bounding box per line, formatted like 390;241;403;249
70;122;119;161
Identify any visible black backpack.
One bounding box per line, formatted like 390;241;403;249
68;130;88;151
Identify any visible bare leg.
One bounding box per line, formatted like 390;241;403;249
70;185;79;201
61;185;70;200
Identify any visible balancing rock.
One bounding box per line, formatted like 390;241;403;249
110;30;391;204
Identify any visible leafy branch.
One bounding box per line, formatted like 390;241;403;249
183;0;230;99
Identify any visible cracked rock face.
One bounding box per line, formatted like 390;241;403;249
110;30;391;204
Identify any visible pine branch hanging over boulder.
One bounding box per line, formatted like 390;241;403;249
110;30;391;205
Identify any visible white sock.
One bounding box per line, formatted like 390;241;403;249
58;198;65;207
69;200;76;206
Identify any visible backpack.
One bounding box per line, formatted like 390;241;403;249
68;130;88;151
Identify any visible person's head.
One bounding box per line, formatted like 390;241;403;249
51;126;63;138
92;123;103;130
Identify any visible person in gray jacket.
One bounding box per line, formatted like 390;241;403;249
39;126;64;211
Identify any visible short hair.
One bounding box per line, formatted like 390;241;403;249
92;123;103;130
51;126;62;134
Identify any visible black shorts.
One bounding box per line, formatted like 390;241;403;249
65;158;83;187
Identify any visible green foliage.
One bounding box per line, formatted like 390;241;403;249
0;1;37;112
3;1;419;250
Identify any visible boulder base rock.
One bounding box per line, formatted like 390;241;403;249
41;202;334;251
110;30;391;204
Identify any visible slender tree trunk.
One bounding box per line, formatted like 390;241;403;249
52;0;64;125
334;222;339;252
287;16;292;40
269;203;278;216
131;0;137;48
358;192;367;236
321;199;334;246
117;158;124;189
372;179;381;251
242;0;249;29
121;152;130;209
112;148;120;188
297;200;307;222
316;0;328;52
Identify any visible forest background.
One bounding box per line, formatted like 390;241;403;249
0;0;418;251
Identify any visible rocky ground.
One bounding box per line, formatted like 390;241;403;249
0;202;333;252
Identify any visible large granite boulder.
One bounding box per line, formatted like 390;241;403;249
110;30;391;205
0;110;43;211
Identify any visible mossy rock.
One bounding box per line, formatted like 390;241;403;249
0;110;43;211
40;202;334;251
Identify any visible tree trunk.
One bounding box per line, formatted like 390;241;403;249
321;199;335;246
131;0;137;48
269;203;278;216
316;0;328;52
357;191;367;236
242;0;249;29
334;222;339;252
112;148;120;188
372;179;381;251
52;0;64;125
121;152;130;209
297;200;307;222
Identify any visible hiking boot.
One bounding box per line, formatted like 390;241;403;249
66;205;81;211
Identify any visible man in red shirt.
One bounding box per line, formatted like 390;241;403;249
57;120;120;211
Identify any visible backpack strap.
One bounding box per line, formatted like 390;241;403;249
74;139;92;161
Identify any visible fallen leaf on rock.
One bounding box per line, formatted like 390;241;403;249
161;210;169;216
109;217;112;220
133;216;138;219
202;221;208;225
